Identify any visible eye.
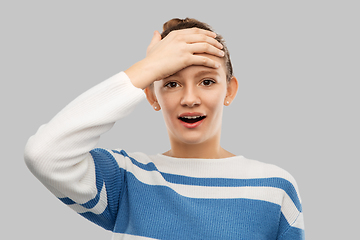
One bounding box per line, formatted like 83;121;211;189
200;79;216;86
164;81;180;88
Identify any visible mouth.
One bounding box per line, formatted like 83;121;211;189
178;115;206;124
178;113;207;128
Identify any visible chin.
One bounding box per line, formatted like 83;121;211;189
177;132;212;145
167;121;221;147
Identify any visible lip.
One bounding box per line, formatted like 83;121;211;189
179;118;205;129
178;112;206;129
178;112;206;118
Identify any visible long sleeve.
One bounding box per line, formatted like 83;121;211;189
278;212;305;240
24;71;145;230
277;175;305;240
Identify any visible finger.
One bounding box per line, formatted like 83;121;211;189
189;55;221;69
169;27;217;39
180;27;217;38
188;42;225;58
184;33;223;50
146;30;162;55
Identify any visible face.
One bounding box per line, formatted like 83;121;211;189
151;55;231;146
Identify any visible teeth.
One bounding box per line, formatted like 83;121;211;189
182;116;202;119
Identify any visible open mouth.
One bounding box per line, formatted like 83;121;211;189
178;115;206;124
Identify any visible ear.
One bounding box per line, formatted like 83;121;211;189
144;85;161;111
224;76;238;106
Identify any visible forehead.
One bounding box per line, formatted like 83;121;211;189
165;54;226;79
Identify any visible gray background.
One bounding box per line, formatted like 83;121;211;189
1;0;359;239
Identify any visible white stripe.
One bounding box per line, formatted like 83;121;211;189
112;233;158;240
281;192;305;230
67;182;108;214
128;152;300;200
292;212;305;230
151;153;294;180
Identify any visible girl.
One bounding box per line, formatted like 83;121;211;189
25;18;304;239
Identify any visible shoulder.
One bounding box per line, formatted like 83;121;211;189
211;155;299;186
242;157;298;183
227;156;301;200
234;156;302;201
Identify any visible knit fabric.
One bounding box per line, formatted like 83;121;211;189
24;72;305;239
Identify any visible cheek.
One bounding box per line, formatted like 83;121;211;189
157;93;179;125
157;92;177;111
204;88;227;108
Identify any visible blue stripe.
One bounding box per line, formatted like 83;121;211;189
58;197;75;205
162;173;302;212
80;205;115;231
279;227;305;240
112;150;301;212
278;213;305;240
90;149;124;219
58;186;102;209
112;150;158;171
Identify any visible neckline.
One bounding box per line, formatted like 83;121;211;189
156;153;244;161
151;153;247;177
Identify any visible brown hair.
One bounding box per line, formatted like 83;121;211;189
161;18;233;82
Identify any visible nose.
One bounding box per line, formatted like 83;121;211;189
180;86;201;107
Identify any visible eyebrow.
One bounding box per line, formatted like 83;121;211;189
194;70;219;78
165;69;220;80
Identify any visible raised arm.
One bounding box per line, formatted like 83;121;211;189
24;72;145;229
24;28;224;230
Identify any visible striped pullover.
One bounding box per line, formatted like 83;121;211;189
24;71;305;239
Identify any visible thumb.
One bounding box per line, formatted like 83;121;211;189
147;30;161;55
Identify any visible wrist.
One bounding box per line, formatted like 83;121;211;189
125;58;159;90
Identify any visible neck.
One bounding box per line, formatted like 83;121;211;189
164;135;234;159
